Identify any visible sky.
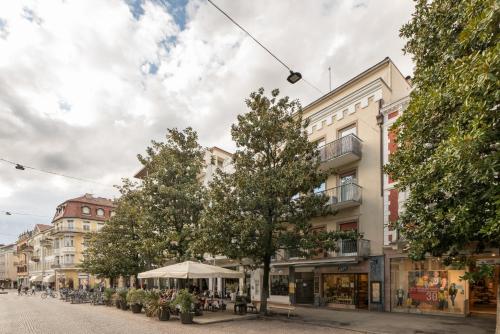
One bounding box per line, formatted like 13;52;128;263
0;0;415;244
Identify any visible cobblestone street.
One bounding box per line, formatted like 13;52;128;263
0;291;354;334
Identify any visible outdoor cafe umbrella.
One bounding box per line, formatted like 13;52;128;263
137;261;244;279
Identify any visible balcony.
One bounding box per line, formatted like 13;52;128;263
321;183;362;210
274;239;370;266
51;227;89;235
17;265;28;273
318;134;362;170
51;263;76;269
31;255;40;262
17;245;34;253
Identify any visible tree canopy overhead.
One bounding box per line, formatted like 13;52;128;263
385;0;499;260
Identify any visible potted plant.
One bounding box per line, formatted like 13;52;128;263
143;290;160;317
112;292;121;309
126;288;145;314
104;288;115;306
158;295;171;321
118;289;129;310
172;289;196;324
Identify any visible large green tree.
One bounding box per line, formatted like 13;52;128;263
81;180;146;284
137;127;205;264
385;0;499;328
197;88;359;314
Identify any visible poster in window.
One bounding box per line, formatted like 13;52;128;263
371;281;381;303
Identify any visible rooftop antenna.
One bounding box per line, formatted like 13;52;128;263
328;66;332;92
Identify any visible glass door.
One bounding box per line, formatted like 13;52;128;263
340;172;356;202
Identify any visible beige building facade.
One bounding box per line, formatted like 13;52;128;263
0;243;18;288
249;58;412;311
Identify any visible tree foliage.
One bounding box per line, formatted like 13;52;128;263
196;88;359;313
137;127;205;263
385;0;499;260
80;179;145;280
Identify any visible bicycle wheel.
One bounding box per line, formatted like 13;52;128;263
41;292;47;299
52;292;58;298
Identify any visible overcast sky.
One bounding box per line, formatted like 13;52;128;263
0;0;415;244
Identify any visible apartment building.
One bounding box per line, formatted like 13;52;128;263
248;58;412;311
16;230;32;287
26;224;54;287
0;243;18;288
381;97;499;317
50;194;116;290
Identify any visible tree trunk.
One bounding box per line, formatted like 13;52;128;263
260;253;271;315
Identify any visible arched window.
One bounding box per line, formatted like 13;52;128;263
82;206;90;215
96;208;104;216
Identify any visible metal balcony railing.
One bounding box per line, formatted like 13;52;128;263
280;239;370;261
320;183;362;209
51;263;75;269
318;134;362;164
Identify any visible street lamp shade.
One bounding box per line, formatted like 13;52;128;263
5;212;12;215
287;71;302;84
15;164;25;170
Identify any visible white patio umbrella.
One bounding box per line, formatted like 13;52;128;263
29;275;42;282
42;275;55;283
138;261;243;279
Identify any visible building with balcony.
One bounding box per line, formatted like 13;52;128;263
15;230;33;287
0;244;18;288
248;58;412;311
27;224;54;288
380;96;499;318
51;194;116;290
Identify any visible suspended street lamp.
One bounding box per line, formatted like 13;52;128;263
287;71;302;84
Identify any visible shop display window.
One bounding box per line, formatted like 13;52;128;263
270;275;288;296
323;274;355;305
390;258;467;315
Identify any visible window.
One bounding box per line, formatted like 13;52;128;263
64;254;75;264
96;208;104;216
67;220;74;230
83;221;90;231
338;124;357;138
270;275;289;296
82;206;91;215
96;223;104;231
217;157;224;168
64;236;74;247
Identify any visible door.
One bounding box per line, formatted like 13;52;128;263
356;274;369;309
340;171;357;202
295;272;314;304
339;125;357;155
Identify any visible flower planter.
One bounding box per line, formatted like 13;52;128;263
120;301;129;311
180;312;194;324
131;303;142;314
158;307;170;321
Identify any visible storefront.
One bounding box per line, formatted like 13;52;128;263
469;257;499;315
389;257;468;316
322;273;368;309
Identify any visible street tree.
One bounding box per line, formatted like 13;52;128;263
137;127;205;264
81;180;146;285
385;0;499;328
197;88;360;314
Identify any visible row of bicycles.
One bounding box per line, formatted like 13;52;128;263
59;288;105;305
18;287;58;299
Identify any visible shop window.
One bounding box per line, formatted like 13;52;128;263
390;258;467;315
270;275;289;296
323;274;356;306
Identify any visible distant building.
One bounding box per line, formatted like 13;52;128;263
50;194;116;290
0;243;18;288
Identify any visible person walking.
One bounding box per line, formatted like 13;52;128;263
1;282;4;292
17;283;22;295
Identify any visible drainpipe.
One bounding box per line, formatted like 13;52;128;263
376;100;384;197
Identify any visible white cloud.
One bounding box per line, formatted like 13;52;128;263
0;0;415;243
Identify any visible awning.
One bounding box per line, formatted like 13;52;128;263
43;275;55;283
138;261;244;279
29;275;42;282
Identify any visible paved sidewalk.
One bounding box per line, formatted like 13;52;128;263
277;306;496;334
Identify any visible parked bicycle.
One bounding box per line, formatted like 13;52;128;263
41;289;58;299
